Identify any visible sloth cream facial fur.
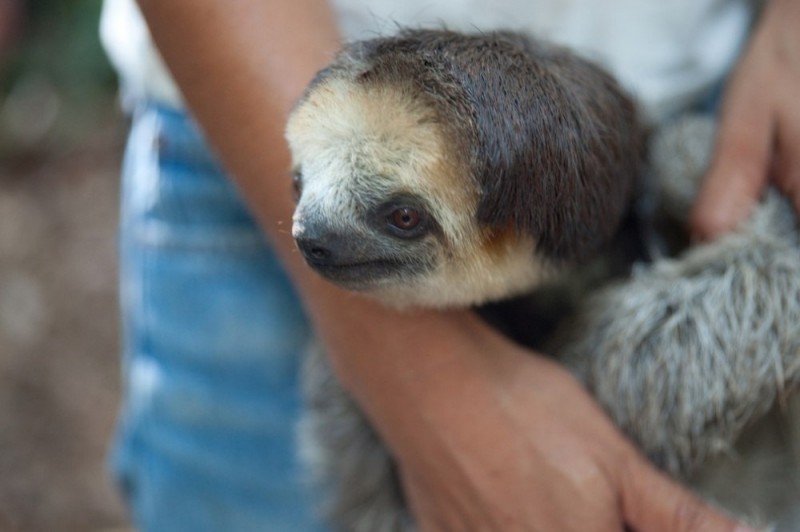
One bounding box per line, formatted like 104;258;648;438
286;78;549;309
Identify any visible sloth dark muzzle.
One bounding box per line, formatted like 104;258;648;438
294;228;428;287
295;230;390;283
295;231;361;267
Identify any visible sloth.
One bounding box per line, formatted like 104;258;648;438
286;30;800;531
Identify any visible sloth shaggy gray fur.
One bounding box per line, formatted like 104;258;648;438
287;30;800;531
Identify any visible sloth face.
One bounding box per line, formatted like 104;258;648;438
286;78;549;308
292;183;439;285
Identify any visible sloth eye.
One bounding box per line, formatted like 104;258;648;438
389;207;421;231
379;196;431;239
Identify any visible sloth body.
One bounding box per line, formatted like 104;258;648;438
287;29;643;308
286;30;800;531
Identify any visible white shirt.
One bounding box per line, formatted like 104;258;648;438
100;0;753;122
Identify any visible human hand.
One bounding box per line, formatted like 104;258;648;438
691;0;800;240
395;324;750;532
314;300;748;532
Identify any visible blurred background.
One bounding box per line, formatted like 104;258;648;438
0;0;130;530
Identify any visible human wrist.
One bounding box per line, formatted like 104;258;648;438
297;294;538;457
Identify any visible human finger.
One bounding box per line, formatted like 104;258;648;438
619;454;753;532
690;75;773;241
774;91;800;213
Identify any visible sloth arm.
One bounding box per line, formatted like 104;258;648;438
692;0;800;240
135;2;745;530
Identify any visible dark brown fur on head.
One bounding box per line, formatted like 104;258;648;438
308;29;646;261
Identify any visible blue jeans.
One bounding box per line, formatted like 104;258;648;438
113;102;327;531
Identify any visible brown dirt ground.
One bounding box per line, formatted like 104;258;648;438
0;113;131;531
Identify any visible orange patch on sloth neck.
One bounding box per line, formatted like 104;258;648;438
480;223;527;258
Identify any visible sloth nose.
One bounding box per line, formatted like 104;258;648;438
295;230;351;266
297;237;332;262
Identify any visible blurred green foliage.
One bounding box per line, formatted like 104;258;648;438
4;0;115;97
1;0;118;156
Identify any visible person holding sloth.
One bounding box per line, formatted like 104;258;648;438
101;0;800;530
